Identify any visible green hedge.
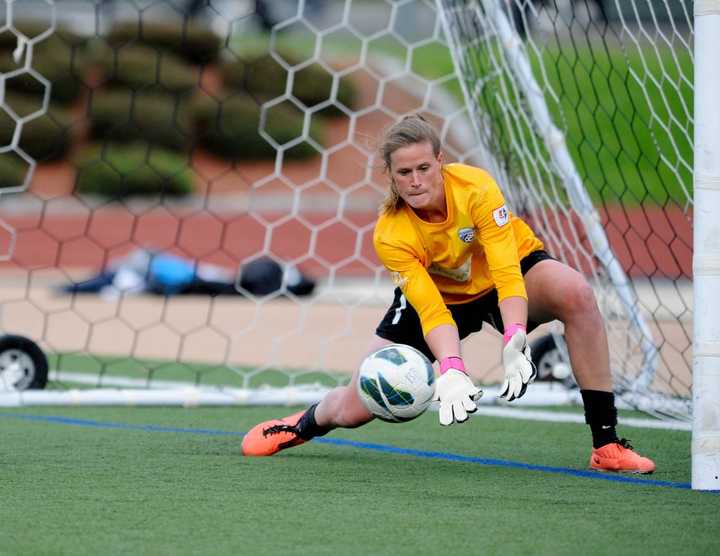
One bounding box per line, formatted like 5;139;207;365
89;90;192;151
74;143;193;197
0;94;73;162
107;22;221;65
96;45;197;95
221;54;358;113
192;93;323;160
0;153;27;189
0;37;87;104
0;21;86;49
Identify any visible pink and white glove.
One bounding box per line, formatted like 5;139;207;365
432;356;482;426
498;324;537;402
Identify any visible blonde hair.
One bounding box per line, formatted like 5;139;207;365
378;115;442;214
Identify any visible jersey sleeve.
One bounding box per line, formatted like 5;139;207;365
374;236;455;337
471;175;527;301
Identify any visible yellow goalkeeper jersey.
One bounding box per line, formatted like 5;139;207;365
373;163;544;336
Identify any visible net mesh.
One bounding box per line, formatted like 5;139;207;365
0;0;693;418
440;0;692;417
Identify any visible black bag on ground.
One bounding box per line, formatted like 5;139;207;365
239;257;315;297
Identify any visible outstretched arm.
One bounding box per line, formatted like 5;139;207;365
374;239;481;425
425;323;461;360
471;173;536;402
498;295;527;330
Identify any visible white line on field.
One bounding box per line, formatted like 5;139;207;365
50;370;689;431
470;406;691;431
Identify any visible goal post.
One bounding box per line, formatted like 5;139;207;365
692;0;720;491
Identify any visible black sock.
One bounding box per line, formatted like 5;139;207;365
295;403;331;440
581;389;619;448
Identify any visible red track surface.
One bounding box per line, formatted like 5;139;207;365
0;189;692;280
0;110;692;280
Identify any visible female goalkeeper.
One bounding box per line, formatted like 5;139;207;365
241;115;655;474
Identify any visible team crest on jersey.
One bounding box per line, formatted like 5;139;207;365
457;227;475;243
493;205;509;227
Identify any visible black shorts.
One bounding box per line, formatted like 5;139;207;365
375;249;555;362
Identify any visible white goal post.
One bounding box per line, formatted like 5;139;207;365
691;0;720;491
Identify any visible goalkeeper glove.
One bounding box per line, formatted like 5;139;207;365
433;357;482;426
499;325;537;402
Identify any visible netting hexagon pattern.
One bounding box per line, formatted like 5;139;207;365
0;1;694;417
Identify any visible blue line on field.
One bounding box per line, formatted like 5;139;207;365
0;412;705;492
1;413;242;436
315;437;695;490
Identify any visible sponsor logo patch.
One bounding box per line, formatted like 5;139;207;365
457;227;475;243
428;257;472;282
492;205;509;227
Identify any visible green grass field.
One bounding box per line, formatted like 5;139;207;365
1;405;717;555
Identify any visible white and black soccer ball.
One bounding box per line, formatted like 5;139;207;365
356;344;435;423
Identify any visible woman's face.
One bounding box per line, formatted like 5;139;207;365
389;141;446;220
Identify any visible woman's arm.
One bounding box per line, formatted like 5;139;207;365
425;323;461;360
498;295;528;332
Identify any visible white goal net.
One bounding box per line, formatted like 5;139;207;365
439;0;693;418
0;0;693;419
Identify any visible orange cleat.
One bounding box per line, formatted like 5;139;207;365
589;439;656;474
241;410;308;457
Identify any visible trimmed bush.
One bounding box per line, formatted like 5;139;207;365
0;21;86;49
96;45;197;95
0;153;27;189
0;94;73;162
107;22;221;65
0;37;87;104
75;143;193;197
220;54;286;99
293;63;358;113
221;54;358;113
89;90;192;151
192;93;323;161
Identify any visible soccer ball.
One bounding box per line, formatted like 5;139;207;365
356;344;436;423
